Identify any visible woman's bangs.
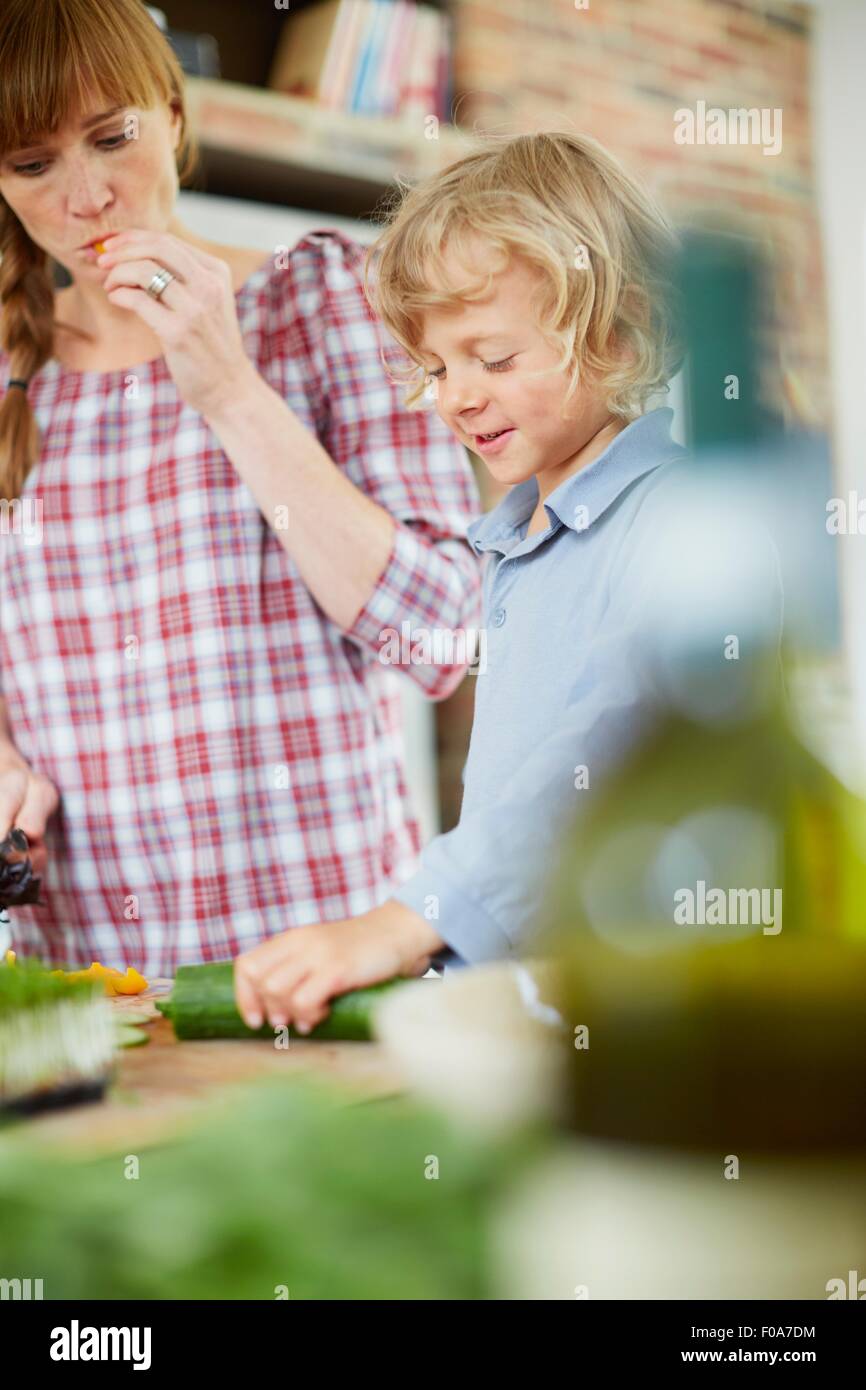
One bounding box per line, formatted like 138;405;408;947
0;4;168;158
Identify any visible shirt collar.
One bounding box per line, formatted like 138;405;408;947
467;407;685;556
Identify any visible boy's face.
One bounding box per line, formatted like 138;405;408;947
417;241;617;492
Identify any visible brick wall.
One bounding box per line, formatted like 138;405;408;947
435;0;823;830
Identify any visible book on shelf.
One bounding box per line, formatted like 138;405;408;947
268;0;451;122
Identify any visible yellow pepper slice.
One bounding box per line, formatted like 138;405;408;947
3;951;148;994
50;960;149;995
106;966;149;996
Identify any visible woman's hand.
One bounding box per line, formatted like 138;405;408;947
0;752;59;879
234;900;445;1035
98;231;258;419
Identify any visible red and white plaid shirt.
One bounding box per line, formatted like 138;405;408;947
0;231;481;976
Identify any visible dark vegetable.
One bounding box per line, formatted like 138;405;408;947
157;961;415;1041
0;827;41;911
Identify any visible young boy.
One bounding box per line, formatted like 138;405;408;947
233;132;688;1033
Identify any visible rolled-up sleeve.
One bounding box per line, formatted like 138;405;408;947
287;231;483;699
393;645;654;963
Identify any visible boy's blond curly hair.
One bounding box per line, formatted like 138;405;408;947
365;131;683;421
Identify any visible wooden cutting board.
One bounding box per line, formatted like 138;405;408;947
14;979;408;1156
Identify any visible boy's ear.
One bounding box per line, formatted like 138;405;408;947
620;282;652;333
604;321;635;367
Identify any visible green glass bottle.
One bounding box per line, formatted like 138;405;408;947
542;232;866;1153
543;695;866;1150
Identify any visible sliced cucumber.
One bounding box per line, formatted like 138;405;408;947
114;1024;150;1049
114;1008;152;1025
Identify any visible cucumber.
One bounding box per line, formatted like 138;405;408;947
115;1008;153;1025
158;961;411;1042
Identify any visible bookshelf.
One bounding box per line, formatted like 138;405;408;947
165;0;461;218
162;0;451;88
184;75;468;219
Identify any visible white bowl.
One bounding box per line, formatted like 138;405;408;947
373;959;567;1133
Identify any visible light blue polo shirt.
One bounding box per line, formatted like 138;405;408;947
393;407;694;962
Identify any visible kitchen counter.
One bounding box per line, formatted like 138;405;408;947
11;980;407;1156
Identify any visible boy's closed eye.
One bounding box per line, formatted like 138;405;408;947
426;355;518;380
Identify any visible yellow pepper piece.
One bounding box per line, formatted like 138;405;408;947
5;949;16;966
50;960;148;995
108;967;149;996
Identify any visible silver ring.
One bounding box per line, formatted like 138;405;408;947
146;267;174;301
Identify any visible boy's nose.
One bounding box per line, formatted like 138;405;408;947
439;376;486;417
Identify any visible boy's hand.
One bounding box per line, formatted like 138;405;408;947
233;900;445;1035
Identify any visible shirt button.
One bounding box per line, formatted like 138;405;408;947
492;607;507;628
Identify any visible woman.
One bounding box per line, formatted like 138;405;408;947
0;0;481;975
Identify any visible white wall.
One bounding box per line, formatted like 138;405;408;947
811;0;866;763
177;189;377;250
